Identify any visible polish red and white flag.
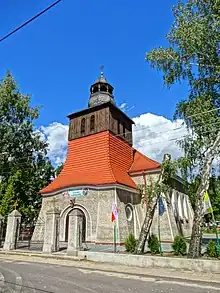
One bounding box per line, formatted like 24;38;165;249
111;203;118;222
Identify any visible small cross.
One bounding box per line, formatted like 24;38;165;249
13;200;18;210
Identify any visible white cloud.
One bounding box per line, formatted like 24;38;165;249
133;113;186;162
39;122;68;166
39;113;187;166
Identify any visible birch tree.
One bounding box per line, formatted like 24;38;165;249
146;0;220;257
135;154;173;254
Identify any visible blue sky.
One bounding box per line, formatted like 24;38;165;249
0;0;188;128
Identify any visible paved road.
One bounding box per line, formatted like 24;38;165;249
0;259;219;293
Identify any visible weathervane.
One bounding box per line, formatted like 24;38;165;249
100;65;104;77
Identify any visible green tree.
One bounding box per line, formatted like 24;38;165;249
0;171;21;217
0;72;53;222
146;0;220;258
208;175;220;221
55;163;64;177
135;154;173;254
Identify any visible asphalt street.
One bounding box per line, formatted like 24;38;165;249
0;259;219;293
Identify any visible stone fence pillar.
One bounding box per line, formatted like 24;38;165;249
43;209;60;254
0;215;4;247
67;209;83;256
3;210;21;251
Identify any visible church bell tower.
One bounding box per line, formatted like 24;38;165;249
67;71;134;145
88;70;115;108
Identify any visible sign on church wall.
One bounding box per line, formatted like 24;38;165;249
62;188;89;198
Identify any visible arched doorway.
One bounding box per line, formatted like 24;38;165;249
65;209;86;243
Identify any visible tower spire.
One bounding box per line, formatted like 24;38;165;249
88;68;115;108
100;65;104;78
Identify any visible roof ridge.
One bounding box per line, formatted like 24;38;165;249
40;141;72;193
107;131;117;183
133;148;160;165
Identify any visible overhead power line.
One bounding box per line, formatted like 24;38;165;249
0;120;220;171
0;0;62;43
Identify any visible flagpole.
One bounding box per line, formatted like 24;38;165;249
204;192;220;252
114;221;116;253
158;196;163;255
211;211;220;252
113;187;117;253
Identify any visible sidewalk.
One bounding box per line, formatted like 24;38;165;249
0;250;220;287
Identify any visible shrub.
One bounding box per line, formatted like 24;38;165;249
125;233;137;253
172;235;187;256
148;234;160;254
207;240;219;258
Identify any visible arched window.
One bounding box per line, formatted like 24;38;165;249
123;123;126;138
93;86;99;93
90;115;95;131
117;120;120;134
100;85;107;92
81;118;86;134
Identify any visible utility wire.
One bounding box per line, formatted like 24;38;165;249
0;0;62;43
0;123;220;175
1;118;220;166
0;108;220;174
1;106;219;157
34;106;220;144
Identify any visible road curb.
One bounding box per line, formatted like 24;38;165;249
0;250;220;286
0;250;85;262
78;250;220;274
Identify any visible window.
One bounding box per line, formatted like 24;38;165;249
117;120;120;134
93;86;99;93
100;85;107;92
81;118;86;134
125;205;133;222
123;123;126;138
90;115;95;131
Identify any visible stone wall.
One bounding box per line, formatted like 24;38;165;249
32;187;141;244
129;172;194;242
131;172;160;186
33;180;193;245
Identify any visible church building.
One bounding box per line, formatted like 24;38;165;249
33;72;193;245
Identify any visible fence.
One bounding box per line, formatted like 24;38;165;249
14;220;44;251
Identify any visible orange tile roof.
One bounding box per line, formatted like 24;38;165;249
129;150;160;174
40;131;136;194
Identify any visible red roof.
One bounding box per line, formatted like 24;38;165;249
40;131;136;194
129;150;160;173
40;131;160;194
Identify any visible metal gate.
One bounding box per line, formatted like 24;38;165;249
14;218;44;251
15;220;35;250
0;219;6;248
